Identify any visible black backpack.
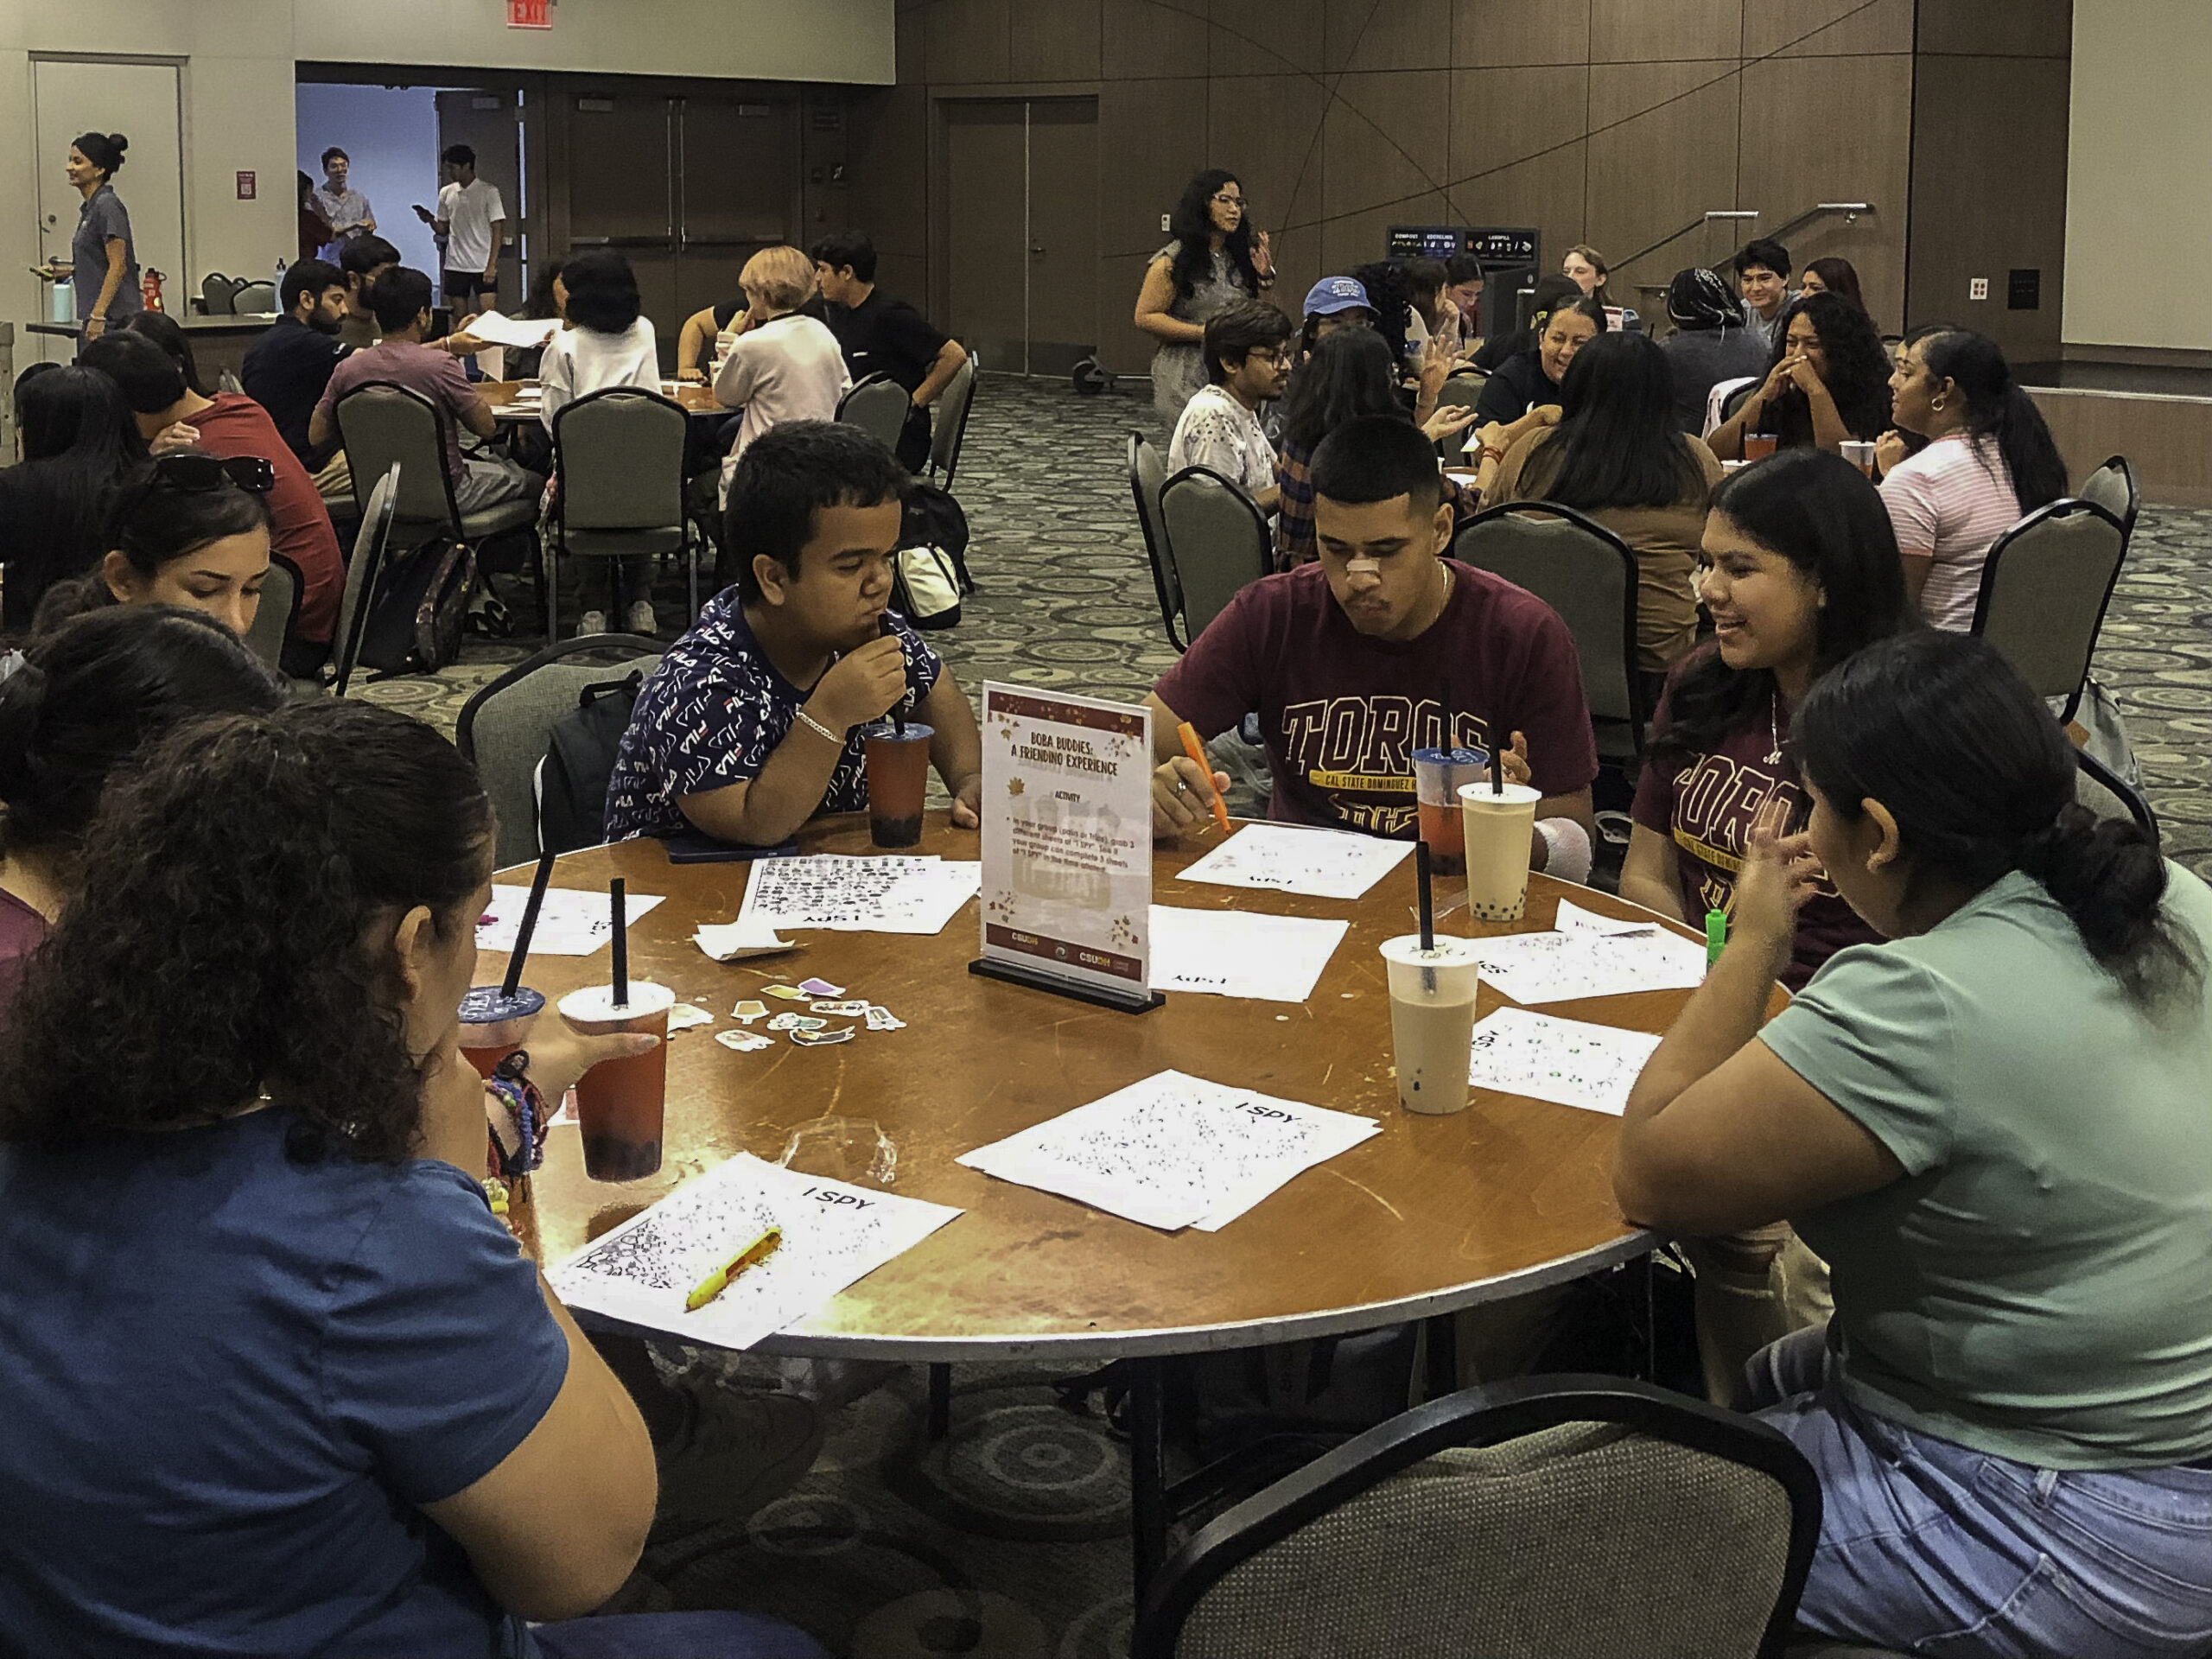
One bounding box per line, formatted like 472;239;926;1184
353;537;476;677
537;671;644;855
902;483;975;594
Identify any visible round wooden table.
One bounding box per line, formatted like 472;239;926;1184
480;377;725;423
491;813;1762;1587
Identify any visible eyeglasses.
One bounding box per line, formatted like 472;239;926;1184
145;452;276;495
1211;193;1247;208
1248;347;1295;367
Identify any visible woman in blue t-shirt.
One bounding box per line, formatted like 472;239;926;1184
0;701;825;1659
1614;631;2211;1656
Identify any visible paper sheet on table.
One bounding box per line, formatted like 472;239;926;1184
1465;1007;1662;1116
548;1154;962;1351
1147;905;1348;1003
692;915;798;962
736;855;982;936
460;309;561;349
476;886;664;956
1177;823;1415;901
1470;911;1708;1004
957;1070;1380;1232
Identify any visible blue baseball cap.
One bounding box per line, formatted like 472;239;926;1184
1302;276;1373;317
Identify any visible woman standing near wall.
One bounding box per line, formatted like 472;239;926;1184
34;133;141;341
1133;168;1275;420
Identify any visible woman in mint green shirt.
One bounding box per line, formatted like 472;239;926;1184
1614;630;2210;1657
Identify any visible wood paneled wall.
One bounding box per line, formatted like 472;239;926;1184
860;0;1938;374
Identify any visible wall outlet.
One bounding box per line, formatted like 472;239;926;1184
1161;213;1172;232
1969;276;1989;301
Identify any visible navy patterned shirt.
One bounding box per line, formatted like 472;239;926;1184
602;590;943;842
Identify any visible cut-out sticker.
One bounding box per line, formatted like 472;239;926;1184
715;1030;774;1053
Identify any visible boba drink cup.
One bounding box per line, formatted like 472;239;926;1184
557;982;677;1182
1412;747;1489;877
458;985;545;1079
1458;781;1542;922
863;721;934;849
1379;935;1484;1115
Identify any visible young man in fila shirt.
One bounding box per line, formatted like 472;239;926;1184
1620;448;1907;989
1146;414;1599;879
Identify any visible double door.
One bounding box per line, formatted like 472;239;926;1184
943;98;1098;377
563;93;799;371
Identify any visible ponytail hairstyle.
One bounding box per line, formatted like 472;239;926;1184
0;607;282;861
1166;169;1263;304
1904;326;2069;514
1795;630;2201;1011
1649;448;1909;771
72;131;128;180
0;701;494;1162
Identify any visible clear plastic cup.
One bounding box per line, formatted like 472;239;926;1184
557;982;677;1182
1412;747;1490;876
1840;439;1877;477
457;985;545;1079
862;721;934;849
1742;432;1778;461
1458;781;1542;922
1380;935;1484;1115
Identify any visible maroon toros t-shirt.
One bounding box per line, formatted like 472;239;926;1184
1631;665;1880;991
1154;559;1598;837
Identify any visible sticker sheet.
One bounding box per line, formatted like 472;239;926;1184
1465;1007;1662;1116
477;886;664;957
735;855;980;936
1176;823;1415;902
1147;905;1349;1003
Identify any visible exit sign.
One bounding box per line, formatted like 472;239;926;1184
508;0;551;26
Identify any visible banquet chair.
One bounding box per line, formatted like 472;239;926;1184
199;273;243;315
1159;464;1271;644
924;352;979;491
1453;501;1646;759
2077;454;2139;547
1967;498;2127;725
1433;372;1486;459
240;553;302;678
2075;748;2158;849
1132;1375;1822;1659
836;372;912;459
456;634;664;868
1129;433;1183;651
327;462;401;696
550;387;701;642
232;280;276;314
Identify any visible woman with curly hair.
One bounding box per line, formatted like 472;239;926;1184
1135;168;1276;418
0;700;828;1659
0;607;281;997
1707;289;1891;461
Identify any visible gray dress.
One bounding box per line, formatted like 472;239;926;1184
1150;240;1251;420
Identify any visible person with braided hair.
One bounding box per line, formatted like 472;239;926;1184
1614;629;2211;1656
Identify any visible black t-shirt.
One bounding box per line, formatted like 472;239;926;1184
240;315;348;465
1471;350;1561;426
826;289;950;394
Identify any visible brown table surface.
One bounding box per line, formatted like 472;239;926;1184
495;815;1770;1363
479;377;723;421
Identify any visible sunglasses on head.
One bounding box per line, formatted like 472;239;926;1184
147;452;276;494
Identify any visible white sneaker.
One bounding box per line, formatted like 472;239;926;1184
575;609;607;637
625;600;658;636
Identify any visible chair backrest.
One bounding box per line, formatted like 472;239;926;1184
200;273;239;315
331;462;401;696
2075;747;2158;849
1968;497;2127;722
552;387;689;532
455;634;665;868
927;350;978;486
837;372;912;457
232;281;276;314
217;368;244;396
1452;501;1643;731
2076;454;2139;541
1158;464;1271;643
335;382;462;533
242;552;301;674
1129;432;1183;651
1134;1376;1821;1659
1433;372;1488;456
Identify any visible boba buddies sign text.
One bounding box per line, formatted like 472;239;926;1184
978;683;1154;999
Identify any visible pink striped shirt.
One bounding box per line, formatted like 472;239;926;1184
1880;433;2024;631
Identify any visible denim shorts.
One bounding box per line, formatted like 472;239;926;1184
1746;1325;2212;1658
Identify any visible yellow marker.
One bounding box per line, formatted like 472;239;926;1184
684;1226;783;1312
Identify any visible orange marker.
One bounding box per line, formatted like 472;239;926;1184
1176;720;1232;836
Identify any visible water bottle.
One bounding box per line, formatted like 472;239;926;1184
273;257;286;308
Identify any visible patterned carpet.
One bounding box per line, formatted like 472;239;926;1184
359;376;2209;1656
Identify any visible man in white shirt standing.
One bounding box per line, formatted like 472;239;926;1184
1167;299;1292;514
432;144;505;313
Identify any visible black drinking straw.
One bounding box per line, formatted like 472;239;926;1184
499;850;557;999
1440;677;1452;753
1490;734;1504;795
893;703;906;736
609;877;629;1008
1415;840;1437;991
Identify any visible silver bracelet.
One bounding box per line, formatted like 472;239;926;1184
792;708;842;745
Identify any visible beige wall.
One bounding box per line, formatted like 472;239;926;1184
878;0;1921;376
2063;0;2211;352
1;0;893;359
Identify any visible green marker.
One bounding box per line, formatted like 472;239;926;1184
1705;908;1727;969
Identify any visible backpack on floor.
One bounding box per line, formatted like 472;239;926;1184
902;482;975;594
891;543;963;631
354;537;476;677
537;671;645;855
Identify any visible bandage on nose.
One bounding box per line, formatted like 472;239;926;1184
1345;557;1382;575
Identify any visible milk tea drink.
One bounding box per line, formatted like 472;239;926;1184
1380;935;1484;1115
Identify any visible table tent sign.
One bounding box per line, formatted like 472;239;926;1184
970;683;1163;1013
